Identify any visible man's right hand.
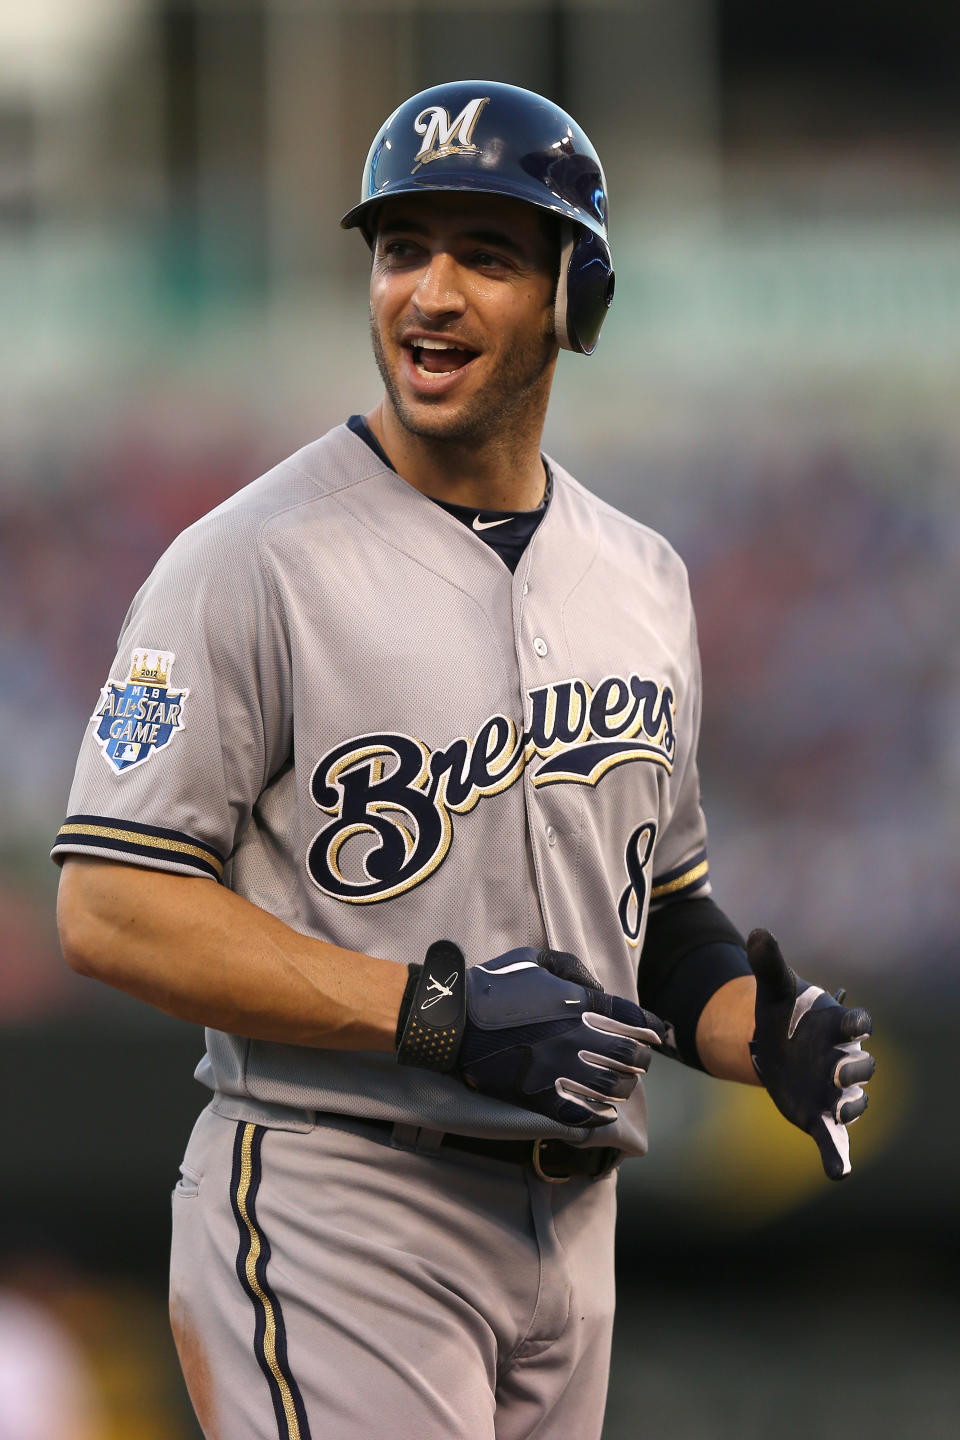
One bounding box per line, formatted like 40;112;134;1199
396;942;664;1127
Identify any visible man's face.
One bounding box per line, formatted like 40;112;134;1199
368;191;560;446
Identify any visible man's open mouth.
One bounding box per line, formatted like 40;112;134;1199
406;337;479;377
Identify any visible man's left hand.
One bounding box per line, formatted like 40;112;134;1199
747;928;875;1180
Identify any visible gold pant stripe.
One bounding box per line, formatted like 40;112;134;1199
235;1123;304;1440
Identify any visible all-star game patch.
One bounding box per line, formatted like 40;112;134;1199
91;649;189;774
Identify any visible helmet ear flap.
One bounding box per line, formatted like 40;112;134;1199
554;224;577;353
554;222;615;355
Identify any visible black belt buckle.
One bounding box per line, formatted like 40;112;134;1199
532;1139;621;1183
532;1138;573;1183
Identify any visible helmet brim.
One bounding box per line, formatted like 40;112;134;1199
340;173;605;241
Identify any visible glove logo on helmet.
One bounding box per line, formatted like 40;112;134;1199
412;97;489;172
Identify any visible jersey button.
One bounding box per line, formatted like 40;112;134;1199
533;636;548;657
522;582;529;596
546;825;557;847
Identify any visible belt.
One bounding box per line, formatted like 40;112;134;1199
316;1113;621;1184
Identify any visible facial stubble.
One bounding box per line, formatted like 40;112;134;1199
369;306;557;450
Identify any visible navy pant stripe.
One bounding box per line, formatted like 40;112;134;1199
230;1122;312;1440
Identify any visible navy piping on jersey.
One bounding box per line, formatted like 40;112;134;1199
346;413;550;574
231;1123;313;1440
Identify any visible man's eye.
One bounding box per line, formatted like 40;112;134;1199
383;240;416;259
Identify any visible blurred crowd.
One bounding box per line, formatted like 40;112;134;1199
638;425;960;983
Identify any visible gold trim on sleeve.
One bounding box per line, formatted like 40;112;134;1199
55;822;223;878
650;858;709;900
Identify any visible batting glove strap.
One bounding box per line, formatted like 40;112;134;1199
396;940;467;1072
748;928;875;1181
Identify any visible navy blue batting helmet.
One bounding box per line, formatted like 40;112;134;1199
341;80;615;356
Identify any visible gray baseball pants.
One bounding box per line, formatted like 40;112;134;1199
169;1104;619;1440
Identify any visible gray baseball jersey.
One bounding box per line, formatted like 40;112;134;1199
53;420;711;1156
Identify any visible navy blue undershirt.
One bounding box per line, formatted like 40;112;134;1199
346;414;550;574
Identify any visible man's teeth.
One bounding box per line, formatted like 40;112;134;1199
410;337;475;378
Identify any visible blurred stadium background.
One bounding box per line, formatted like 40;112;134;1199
1;1;958;1435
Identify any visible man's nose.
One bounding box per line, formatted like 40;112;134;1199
412;251;467;320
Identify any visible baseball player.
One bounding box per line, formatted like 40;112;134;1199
54;81;874;1440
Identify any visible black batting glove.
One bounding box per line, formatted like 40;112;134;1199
397;941;664;1128
747;928;875;1181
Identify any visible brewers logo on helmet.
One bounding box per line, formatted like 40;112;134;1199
341;80;615;355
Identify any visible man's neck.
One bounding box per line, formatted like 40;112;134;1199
366;401;548;512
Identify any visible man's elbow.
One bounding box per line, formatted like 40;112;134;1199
57;877;99;978
56;858;124;981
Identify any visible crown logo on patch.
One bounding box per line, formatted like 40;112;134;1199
129;652;170;686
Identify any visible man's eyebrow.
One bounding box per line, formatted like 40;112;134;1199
376;217;527;254
377;215;429;238
462;228;525;254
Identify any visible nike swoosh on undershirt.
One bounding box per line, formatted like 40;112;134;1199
472;515;513;531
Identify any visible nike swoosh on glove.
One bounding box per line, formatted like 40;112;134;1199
747;928;875;1180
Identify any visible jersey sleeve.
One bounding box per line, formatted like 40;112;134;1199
52;505;291;881
648;576;711;911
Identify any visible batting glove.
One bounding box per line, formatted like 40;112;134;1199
747;928;875;1180
397;941;664;1128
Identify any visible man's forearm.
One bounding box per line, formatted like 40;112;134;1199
694;974;761;1084
57;857;408;1050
